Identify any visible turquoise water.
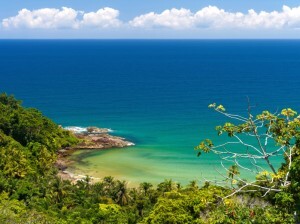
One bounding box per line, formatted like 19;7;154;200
1;40;300;186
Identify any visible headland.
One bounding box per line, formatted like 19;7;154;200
56;126;134;182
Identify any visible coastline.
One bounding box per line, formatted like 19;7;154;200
56;126;134;183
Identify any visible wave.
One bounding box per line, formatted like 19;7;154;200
64;126;113;134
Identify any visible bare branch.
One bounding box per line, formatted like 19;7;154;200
213;108;248;122
198;103;296;199
232;134;263;155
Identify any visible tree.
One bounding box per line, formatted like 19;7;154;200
0;132;32;178
157;179;177;193
139;182;153;196
98;204;127;223
49;177;70;206
187;180;199;190
141;191;193;224
195;103;300;199
114;180;131;206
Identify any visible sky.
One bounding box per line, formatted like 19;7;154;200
1;0;300;38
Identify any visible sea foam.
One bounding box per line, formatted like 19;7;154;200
64;126;113;134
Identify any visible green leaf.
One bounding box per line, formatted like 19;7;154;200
281;108;297;117
216;105;226;112
208;103;216;108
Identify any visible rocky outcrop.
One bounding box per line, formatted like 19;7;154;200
65;126;134;150
74;133;134;149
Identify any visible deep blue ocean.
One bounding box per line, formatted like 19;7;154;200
1;40;300;185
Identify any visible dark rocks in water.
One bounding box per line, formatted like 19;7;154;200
75;133;134;149
64;126;135;150
64;126;111;135
86;126;110;134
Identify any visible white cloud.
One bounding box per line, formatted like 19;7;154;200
3;5;300;31
129;8;194;29
2;7;80;29
130;5;300;29
2;7;121;29
82;7;121;28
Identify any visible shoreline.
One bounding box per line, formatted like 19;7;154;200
56;126;134;183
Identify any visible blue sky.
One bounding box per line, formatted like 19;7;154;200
1;0;300;38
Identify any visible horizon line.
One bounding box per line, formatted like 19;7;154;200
1;38;300;40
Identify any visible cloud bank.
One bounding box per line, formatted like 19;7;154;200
2;7;121;29
2;5;300;30
130;5;300;29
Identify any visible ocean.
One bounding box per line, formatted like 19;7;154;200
1;40;300;186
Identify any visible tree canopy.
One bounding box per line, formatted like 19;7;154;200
0;94;298;223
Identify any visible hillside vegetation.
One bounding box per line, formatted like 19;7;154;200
0;93;297;223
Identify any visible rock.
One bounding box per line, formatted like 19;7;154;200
72;133;134;149
55;160;68;171
62;126;134;150
86;126;110;134
64;126;111;134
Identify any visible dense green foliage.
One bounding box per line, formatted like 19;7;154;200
0;94;78;151
0;94;298;223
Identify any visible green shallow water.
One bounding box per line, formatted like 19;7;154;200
67;141;280;187
68;146;222;186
